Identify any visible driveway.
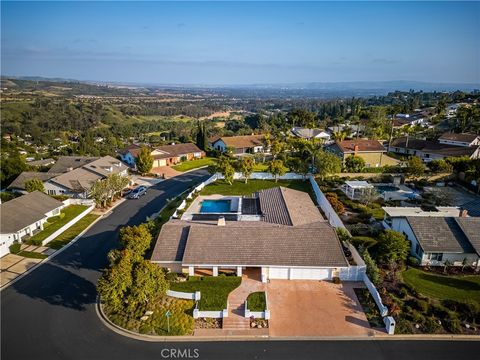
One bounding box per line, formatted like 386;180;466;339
267;280;373;337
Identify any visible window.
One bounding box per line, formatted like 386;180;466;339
428;253;443;261
415;243;421;255
48;190;56;195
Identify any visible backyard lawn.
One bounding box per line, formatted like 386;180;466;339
47;213;100;249
28;205;89;244
200;179;313;199
402;268;480;302
172;157;216;172
247;292;266;311
169;276;241;310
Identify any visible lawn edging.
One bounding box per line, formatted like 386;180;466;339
41;204;95;246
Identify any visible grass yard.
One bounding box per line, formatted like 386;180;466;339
172;157;216;172
200;179;313;200
246;292;266;312
17;250;48;260
402;268;480;302
47;214;100;249
169;276;241;310
28;205;88;244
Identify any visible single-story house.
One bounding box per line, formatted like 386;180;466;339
120;143;204;168
291;127;331;141
7;172;62;195
210;135;267;155
48;156;99;173
152;187;358;281
327;139;398;168
26;158;55;168
388;137;480;162
0;191;65;257
438;133;480;148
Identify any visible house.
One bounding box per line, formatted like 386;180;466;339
9;156;129;198
26;158;55;167
291;127;331;141
388;137;480;162
0;191;65;257
151;187;358;281
382;207;480;267
327;124;365;138
119;143;204;168
327;139;398;168
210;135;267;155
438;133;480;148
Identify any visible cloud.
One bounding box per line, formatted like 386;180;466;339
372;58;399;65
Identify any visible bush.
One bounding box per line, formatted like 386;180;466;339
351;236;377;249
9;243;21;254
424;316;442;333
411;299;429;313
336;228;351;242
444;313;462;334
408;256;420;266
326;193;345;215
332;276;341;284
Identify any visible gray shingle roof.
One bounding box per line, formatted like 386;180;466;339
151;222;190;262
0;191;64;234
406;217;475;253
48;156;99;173
454;217;480;256
438;133;479;143
7;172;61;191
257;187;323;226
153;143;203;160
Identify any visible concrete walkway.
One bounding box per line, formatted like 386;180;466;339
222;269;266;331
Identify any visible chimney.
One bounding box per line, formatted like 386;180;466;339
354;145;359;155
217;216;226;226
460;209;468;217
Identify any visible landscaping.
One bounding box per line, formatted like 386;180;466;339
172;157;216;172
247;291;266;312
16;250;47;260
47;213;100;249
28;205;89;245
353;288;384;328
169;275;241;310
402;268;480;302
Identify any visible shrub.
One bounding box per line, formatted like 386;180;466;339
336;228;351;242
408;256;420;266
332;277;341;284
424;316;442;333
9;243;21;254
351;236;377;249
412;299;429;313
349;223;374;236
444;313;462;334
410;310;425;325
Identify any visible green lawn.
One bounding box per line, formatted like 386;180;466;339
172;157;216;172
402;268;480;302
17;250;47;260
169;276;241;310
47;213;100;249
28;205;89;244
247;292;266;311
200;179;313;199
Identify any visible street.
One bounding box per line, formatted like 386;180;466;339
1;168;479;360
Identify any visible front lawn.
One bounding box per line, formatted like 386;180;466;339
402;268;480;302
17;250;48;260
28;205;89;244
247;292;266;312
169;276;241;310
47;214;100;249
172;157;216;172
201;179;313;199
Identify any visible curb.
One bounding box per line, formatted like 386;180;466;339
1;199;126;291
96;298;480;342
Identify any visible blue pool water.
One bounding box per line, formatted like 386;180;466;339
200;200;231;213
374;185;399;193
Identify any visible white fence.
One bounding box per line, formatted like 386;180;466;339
166;290;201;301
231;172;304;180
41;205;95;246
192;300;228;319
62;198;95;206
308;174;348;230
363;273;389;317
172;174;218;219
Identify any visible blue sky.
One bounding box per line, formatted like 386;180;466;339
1;1;479;85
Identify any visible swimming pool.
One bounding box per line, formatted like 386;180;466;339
200;199;232;213
374;185;399;193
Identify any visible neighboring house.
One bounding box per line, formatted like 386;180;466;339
327;139;398;168
8;156;129;198
0;191;65;257
327;124;365;138
210;135;267;155
26;158;55;167
438;133;480;148
388;137;480;162
152;187;355;281
291;127;331;141
119;143;204;168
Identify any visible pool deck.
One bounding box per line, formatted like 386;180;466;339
181;195;242;220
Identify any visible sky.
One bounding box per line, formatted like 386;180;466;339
1;1;479;85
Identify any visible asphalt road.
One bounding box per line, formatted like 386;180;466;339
1;168;479;360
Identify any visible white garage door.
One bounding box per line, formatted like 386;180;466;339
289;268;330;280
268;267;289;279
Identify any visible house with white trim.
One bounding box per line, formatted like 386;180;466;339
152;187;361;281
0;191;65;257
210;135;267;156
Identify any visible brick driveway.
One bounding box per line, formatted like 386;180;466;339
267;280;373;337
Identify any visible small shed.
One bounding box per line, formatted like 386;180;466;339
342;181;375;200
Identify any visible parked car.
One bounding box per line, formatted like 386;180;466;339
128;186;147;199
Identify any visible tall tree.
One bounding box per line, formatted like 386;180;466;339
136;147;153;175
345;155;366;173
315;151;342;180
406;156;425;179
119;224;152;261
267;159;286;182
376;230;410;265
237;157;254;183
